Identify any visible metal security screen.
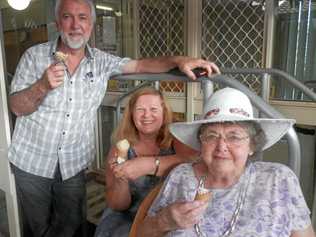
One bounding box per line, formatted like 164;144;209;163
201;0;265;93
136;0;186;94
273;0;316;100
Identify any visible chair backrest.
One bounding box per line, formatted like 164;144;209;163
128;183;163;237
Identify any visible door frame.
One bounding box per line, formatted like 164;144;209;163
0;11;21;237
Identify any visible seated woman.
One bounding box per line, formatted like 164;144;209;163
94;87;198;237
138;87;315;237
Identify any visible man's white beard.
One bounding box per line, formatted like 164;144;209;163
60;31;89;49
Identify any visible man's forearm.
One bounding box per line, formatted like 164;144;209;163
123;56;219;81
123;56;187;74
10;79;49;116
137;56;186;73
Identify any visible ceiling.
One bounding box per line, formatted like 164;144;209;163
0;0;38;10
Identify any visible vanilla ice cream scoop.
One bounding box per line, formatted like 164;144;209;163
54;51;68;63
116;139;130;164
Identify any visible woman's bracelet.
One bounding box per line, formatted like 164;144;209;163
153;157;160;176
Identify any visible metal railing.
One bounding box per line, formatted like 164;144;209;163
110;68;316;178
221;68;316;101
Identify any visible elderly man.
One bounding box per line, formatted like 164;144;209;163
8;0;219;236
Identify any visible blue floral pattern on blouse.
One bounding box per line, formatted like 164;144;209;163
148;162;311;237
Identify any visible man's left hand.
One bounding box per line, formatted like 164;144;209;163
177;57;220;80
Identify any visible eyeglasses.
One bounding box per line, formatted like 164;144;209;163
199;132;249;146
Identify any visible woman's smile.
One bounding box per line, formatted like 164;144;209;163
133;94;164;136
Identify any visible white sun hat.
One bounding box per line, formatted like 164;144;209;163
169;87;295;151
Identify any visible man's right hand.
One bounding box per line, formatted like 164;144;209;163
9;62;67;116
41;63;66;91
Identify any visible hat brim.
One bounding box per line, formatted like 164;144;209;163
169;115;295;151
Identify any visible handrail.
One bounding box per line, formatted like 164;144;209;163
221;68;316;101
110;69;316;178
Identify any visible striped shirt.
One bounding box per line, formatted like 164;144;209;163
8;38;130;180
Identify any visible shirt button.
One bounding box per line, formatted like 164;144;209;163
70;81;73;84
66;114;70;117
62;132;66;135
58;147;62;150
69;98;72;101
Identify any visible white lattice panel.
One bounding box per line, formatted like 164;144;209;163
201;0;265;94
136;0;186;95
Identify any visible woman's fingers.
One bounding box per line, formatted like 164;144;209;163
166;200;208;229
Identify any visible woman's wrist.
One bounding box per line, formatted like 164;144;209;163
153;156;160;176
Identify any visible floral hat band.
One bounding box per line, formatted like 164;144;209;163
169;87;295;151
204;108;250;119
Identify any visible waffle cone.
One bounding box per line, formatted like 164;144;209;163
117;156;126;164
117;149;128;159
195;191;212;202
116;139;130;164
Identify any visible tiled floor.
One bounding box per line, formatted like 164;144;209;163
87;181;106;226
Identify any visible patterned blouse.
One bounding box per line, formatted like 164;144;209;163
148;162;311;237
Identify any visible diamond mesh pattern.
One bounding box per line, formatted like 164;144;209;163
137;0;185;94
201;0;265;94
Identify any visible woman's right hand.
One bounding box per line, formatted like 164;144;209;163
107;147;132;181
158;200;208;231
105;147;132;210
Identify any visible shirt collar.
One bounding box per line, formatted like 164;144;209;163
49;36;94;60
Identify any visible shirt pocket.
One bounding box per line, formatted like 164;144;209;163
82;74;104;106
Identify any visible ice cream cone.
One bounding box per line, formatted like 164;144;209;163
195;188;212;202
116;139;130;164
117;149;128;159
54;51;68;63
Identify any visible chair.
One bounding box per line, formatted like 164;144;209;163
128;183;163;237
304;80;316;92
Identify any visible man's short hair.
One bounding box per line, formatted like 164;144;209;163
55;0;96;23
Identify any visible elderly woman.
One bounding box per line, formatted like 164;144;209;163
138;87;315;237
94;87;197;237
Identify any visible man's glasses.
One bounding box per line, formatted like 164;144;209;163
199;132;249;146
